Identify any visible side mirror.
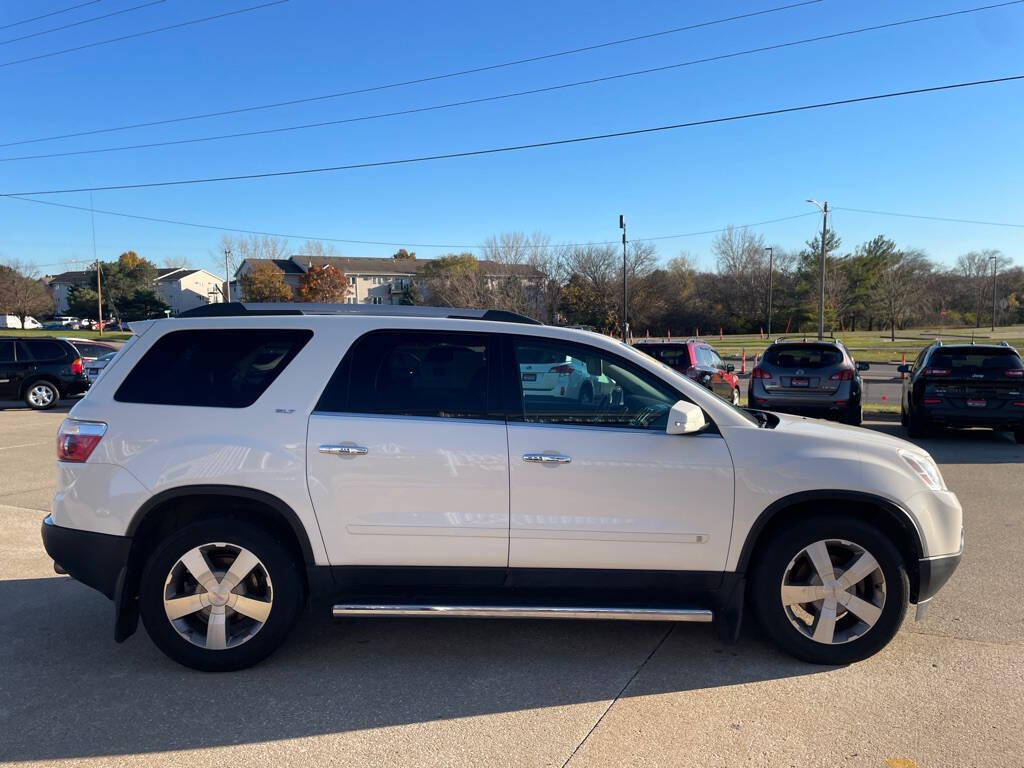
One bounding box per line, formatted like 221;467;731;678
856;361;870;371
726;364;735;373
666;400;706;435
897;364;911;374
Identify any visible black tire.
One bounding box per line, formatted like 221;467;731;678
900;404;908;427
139;518;304;672
23;379;60;410
749;514;909;665
839;401;862;426
906;405;926;438
1015;429;1024;445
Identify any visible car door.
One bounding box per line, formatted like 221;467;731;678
0;341;19;399
505;336;735;572
306;329;510;570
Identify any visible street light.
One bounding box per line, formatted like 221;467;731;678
990;254;998;332
765;246;774;337
619;214;628;342
806;199;828;341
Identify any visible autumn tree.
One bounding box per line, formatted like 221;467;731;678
239;262;292;302
419;253;491;307
392;248;416;260
0;261;53;326
296;264;348;303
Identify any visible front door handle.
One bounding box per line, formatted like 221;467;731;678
319;444;369;456
522;453;571;464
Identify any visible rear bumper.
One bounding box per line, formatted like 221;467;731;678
62;375;91;397
41;515;130;600
916;406;1024;429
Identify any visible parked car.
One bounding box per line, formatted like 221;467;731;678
0;314;42;329
900;341;1024;442
42;317;86;330
518;344;615;405
84;350;118;381
0;336;89;409
748;338;869;425
66;338;121;363
633;339;741;405
42;303;961;671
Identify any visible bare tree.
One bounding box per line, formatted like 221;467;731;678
0;260;54;325
480;231;558;321
713;226;769;329
877;249;931;341
957;250;1012;327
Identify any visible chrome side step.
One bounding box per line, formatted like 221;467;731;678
332;604;713;622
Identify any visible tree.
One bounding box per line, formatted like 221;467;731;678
392;248;416;260
118;288;169;320
239;262;292;302
419;253;490;307
877;248;931;341
480;231;558;321
296;264;348;303
0;261;53;326
956;250;1011;327
67;286;101;321
712;226;769;331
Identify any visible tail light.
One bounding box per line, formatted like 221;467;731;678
751;367;771;379
549;364;574;375
70;357;84;375
1004;370;1024;378
924;368;950;377
1013;402;1024;408
829;368;854;381
57;419;107;463
923;397;942;405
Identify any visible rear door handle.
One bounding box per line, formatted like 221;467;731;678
522;453;571;464
319;444;369;456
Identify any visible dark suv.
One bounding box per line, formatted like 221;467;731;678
633;339;741;405
900;341;1024;442
0;337;89;409
749;338;869;425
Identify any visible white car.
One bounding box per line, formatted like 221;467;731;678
518;346;614;404
42;304;963;672
0;314;42;329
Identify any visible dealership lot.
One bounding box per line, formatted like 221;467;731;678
1;408;1022;767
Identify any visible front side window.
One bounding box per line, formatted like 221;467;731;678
318;330;495;419
115;329;312;408
512;338;681;430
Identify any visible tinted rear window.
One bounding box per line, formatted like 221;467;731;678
928;348;1023;373
635;344;692;369
764;345;843;369
22;340;69;361
115;329;312;408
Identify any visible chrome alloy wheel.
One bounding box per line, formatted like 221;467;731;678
780;538;886;645
163;543;273;650
28;384;55;407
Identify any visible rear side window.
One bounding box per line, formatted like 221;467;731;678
21;340;68;361
764;344;843;369
0;341;13;363
115;329;312;408
317;330;496;419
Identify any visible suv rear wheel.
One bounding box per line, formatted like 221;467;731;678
139;518;304;672
24;380;59;410
749;514;908;665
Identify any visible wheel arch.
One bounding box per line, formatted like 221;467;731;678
20;374;62;399
115;485;317;642
736;490;925;601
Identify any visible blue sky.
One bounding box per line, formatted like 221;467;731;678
1;0;1022;276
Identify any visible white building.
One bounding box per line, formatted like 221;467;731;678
154;268;226;314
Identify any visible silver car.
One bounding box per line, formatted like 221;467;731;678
748;339;869;424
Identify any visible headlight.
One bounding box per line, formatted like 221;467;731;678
899;449;946;491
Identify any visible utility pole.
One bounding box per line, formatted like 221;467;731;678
807;200;828;340
990;254;998;331
96;259;103;337
765;246;774;337
619;214;628;342
224;248;232;302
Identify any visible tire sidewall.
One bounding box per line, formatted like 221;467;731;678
139;519;304;672
750;515;909;665
25;380;59;410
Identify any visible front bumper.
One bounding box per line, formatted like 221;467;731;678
916;545;963;603
41;515;130;600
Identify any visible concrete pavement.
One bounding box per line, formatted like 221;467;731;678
1;409;1021;767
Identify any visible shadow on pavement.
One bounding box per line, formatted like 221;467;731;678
866;422;1024;464
0;576;822;762
0;400;74;412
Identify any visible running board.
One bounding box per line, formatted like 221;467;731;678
332;604;713;622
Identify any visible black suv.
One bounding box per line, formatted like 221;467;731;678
0;337;90;409
900;341;1024;442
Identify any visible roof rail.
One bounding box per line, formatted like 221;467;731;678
178;302;542;325
1000;340;1010;346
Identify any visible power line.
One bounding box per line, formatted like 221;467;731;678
4;74;1021;197
0;0;166;47
0;1;101;31
4;1;1018;164
0;0;287;69
833;206;1024;229
0;0;822;148
3;194;817;249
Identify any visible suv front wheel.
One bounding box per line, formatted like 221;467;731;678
139;518;304;672
749;514;909;665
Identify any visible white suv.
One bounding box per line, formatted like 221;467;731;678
42;304;963;671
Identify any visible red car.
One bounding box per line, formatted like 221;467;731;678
633;340;741;405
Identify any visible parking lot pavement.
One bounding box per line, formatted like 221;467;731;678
1;410;1022;767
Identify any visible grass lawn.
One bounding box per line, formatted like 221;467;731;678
0;329;134;341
